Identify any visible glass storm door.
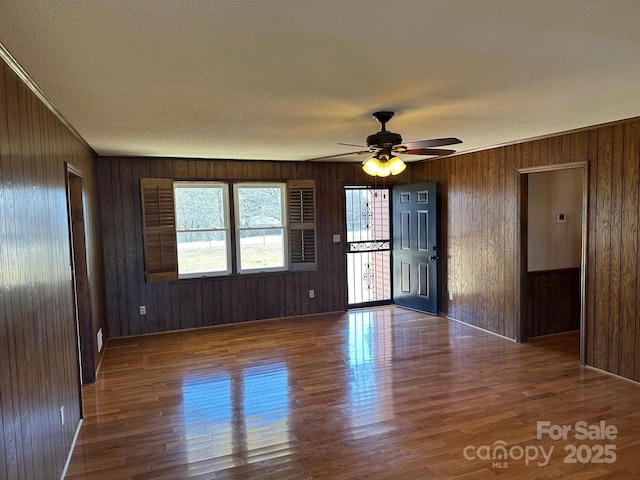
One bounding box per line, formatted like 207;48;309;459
345;187;392;306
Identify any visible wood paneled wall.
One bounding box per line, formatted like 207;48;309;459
100;118;640;384
525;268;581;337
0;61;106;479
97;157;389;337
410;117;640;382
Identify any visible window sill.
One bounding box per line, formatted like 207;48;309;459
170;269;302;284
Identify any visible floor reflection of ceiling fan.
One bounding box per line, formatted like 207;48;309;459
309;111;462;176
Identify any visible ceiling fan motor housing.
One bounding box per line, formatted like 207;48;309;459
367;111;402;149
366;130;402;149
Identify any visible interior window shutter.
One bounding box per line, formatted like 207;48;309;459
288;179;317;271
140;178;178;283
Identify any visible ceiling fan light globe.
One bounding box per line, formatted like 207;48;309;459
362;157;382;176
377;167;391;177
387;156;406;175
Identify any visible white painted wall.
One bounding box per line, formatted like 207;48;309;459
528;168;583;272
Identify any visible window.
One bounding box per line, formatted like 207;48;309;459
234;183;287;273
140;178;316;282
174;182;231;278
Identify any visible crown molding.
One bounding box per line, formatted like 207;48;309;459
0;42;94;154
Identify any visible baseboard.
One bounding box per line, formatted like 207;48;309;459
583;365;640;386
108;309;347;341
446;315;517;343
59;418;83;480
528;329;580;340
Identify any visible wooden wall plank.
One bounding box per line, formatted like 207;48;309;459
195;159;208;178
178;283;196;329
174;159;189;179
585;129;599;366
6;64;37;480
121;158;141;335
219;279;231;324
170;283;181;330
520;141;532;168
608;124;624;374
548;135;562;164
135;159;158;333
486;148;500;333
212;159;225;179
458;154;473;324
474;151;484;329
201;280;213;325
0;61;21;480
503;145;516;338
112;160;128;336
571;130;590;163
527;268;581;337
97;160;119;336
531;138;547;167
36;121;65;451
593;127;613;370
230;278;244;322
621;121;640;380
445;157;457;319
632;121;640;382
496;147;507;336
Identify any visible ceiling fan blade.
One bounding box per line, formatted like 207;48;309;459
337;142;368;148
305;150;370;162
397;148;456;156
397;137;463;150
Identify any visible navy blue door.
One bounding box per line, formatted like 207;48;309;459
392;183;439;314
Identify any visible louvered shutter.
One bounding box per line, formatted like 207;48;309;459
140;178;178;283
287;179;317;271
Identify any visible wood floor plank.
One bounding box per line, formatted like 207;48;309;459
67;307;640;479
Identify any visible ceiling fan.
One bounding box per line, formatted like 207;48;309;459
310;111;462;177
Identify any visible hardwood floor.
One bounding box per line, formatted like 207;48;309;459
66;307;640;479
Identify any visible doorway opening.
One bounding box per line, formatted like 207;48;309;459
518;163;587;364
66;164;96;384
345;187;392;307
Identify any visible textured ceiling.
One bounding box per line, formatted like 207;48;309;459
1;1;639;162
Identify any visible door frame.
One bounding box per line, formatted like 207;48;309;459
344;185;393;308
516;161;588;365
66;163;96;384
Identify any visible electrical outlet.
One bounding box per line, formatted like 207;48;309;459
97;328;103;352
60;406;65;426
139;305;146;315
449;291;454;301
309;289;315;298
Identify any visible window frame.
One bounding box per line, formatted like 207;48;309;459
233;182;288;274
140;177;316;283
174;181;232;279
